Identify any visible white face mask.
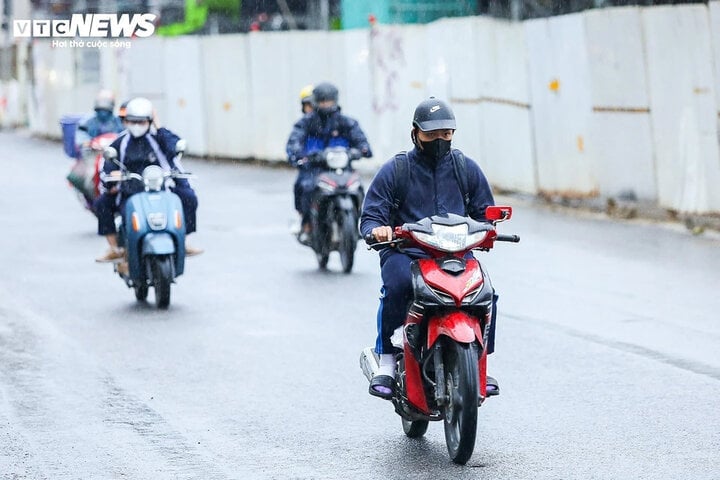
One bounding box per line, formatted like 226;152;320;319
128;124;148;138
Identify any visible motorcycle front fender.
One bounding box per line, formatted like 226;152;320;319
426;311;484;349
334;195;355;211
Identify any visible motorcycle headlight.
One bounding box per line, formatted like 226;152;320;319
412;223;488;253
325;151;349;169
147;212;167;230
142;165;165;191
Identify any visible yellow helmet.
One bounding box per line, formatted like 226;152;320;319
299;84;314;103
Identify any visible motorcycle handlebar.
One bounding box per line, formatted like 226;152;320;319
102;172;142;183
297;148;362;166
365;231;520;251
496;234;520;243
364;233;403;251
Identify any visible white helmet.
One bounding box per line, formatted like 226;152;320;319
125;97;154;122
94;89;115;112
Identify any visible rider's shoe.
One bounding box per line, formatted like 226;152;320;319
369;374;395;399
116;261;129;276
369;353;396;399
185;244;204;257
298;231;311;246
486;376;500;396
95;248;124;263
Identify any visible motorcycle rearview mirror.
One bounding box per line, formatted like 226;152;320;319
103;146;118;163
175;139;187;154
485;206;513;222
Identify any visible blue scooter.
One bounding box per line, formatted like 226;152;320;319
102;141;190;309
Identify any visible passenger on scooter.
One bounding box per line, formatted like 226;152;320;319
93;97;203;262
360;97;500;399
286;82;373;244
74;89;124;157
299;84;314;115
118;100;129;127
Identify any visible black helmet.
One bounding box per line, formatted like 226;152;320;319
412;97;456;131
312;82;339;103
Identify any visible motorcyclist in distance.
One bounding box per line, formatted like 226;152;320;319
285;82;373;244
118;100;129;128
74;89;124;157
93;97;202;262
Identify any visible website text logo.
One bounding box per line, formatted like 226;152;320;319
13;14;156;38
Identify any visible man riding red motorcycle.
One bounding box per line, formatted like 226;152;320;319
360;97;501;399
359;97;519;464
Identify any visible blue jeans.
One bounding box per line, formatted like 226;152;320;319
293;168;318;223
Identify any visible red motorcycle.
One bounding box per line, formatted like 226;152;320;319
360;207;519;464
66;132;118;214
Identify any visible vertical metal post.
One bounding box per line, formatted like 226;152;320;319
1;0;10;80
510;0;522;21
320;0;329;30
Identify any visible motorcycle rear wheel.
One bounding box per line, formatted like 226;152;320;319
338;211;357;273
152;256;173;309
442;340;479;465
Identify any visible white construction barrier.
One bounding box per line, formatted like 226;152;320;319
585;7;656;201
526;13;596;196
20;3;720;213
643;5;720;213
472;17;535;194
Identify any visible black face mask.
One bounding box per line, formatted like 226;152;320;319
317;105;338;119
420;138;451;162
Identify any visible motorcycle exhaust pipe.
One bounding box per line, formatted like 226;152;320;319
359;347;379;383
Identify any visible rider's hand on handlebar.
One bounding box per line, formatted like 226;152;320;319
371;226;393;243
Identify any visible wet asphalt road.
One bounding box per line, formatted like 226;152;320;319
1;130;719;479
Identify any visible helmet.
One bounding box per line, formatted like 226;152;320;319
125;97;154;122
412;97;456;131
94;89;115;112
299;84;314;104
312;82;339;103
118;100;129;120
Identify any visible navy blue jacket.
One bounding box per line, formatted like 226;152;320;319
360;147;495;258
103;128;183;198
286;108;372;167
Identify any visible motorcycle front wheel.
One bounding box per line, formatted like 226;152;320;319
151;256;173;309
134;283;148;301
402;417;429;438
442;340;479;465
338;211;357;273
